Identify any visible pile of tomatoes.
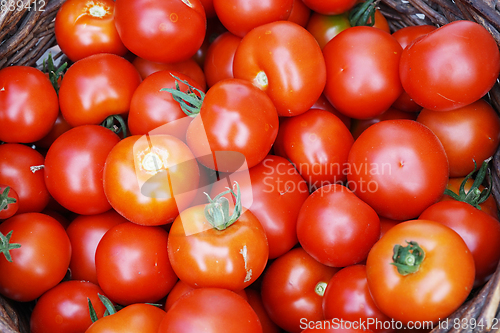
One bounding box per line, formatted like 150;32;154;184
1;0;500;332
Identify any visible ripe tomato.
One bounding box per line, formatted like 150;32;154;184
302;0;357;14
158;288;263;333
103;134;200;226
400;20;500;111
261;247;339;333
44;125;120;215
0;66;58;143
0;186;19;220
306;12;350;49
366;220;475;324
288;0;311;27
233;21;326;117
203;32;242;87
168;184;269;291
95;221;178;305
350;107;417;140
323;26;403;119
114;0;206;63
0;144;50;214
297;184;380;267
55;0;127;62
213;0;293;37
59;53;142;127
416;99;500;177
35;113;73;149
311;94;351;128
30;280;107;333
246;288;281;333
347;120;449;220
66;210;128;284
0;213;71;302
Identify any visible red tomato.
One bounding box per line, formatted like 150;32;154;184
366;220;475;324
302;0;357;14
30;280;107;333
288;0;311;27
66;210;128;284
34;113;73;149
114;0;206;63
246;288;281;333
306;12;350;49
95;222;178;305
233;21;326;117
0;66;58;143
86;303;166;333
311;94;351;128
379;217;399;238
322;265;394;333
203;32;242;87
0;144;50;214
371;10;391;33
199;0;216;17
164;280;195;311
261;247;339;333
167;184;269;291
400;20;500;111
323;26;403;119
103;134;200;226
44;125;120;215
0;186;19;220
158;288;262;333
55;0;127;62
213;0;293;37
416;99;500;177
297;184;380;267
347;120;449;220
350;107;417;140
59;53;142;127
0;213;71;302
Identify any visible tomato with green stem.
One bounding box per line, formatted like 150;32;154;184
0;186;18;220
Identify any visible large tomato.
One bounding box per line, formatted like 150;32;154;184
302;0;357;15
323;26;403;119
233;21;326;117
204;32;242;88
0;66;59;143
0;213;71;302
114;0;206;63
366;220;475;324
44;125;120;215
0;186;19;220
103;134;200;226
400;20;500;111
54;0;127;62
347;120;449;220
58;53;142;127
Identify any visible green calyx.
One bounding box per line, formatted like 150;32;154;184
204;182;242;231
88;294;117;323
391;241;425;276
349;0;378;27
0;230;21;263
160;74;205;117
101;114;128;138
42;53;67;95
444;158;492;210
0;187;16;212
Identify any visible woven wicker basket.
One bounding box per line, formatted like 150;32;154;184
2;0;500;332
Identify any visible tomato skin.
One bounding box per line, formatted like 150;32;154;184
59;53;142;127
0;213;71;302
245;289;281;333
95;222;178;305
233;21;326;117
204;32;242;88
35;113;73;149
391;25;437;50
302;0;357;14
261;247;339;333
323;26;403;119
0;186;19;220
306;12;350;49
416;100;500;177
347;120;449;220
167;204;268;291
0;66;59;143
366;220;475;324
44;125;120;215
288;0;311;27
350;107;417;140
30;280;107;333
400;20;500;111
103;134;200;226
0;144;50;214
55;0;127;62
297;184;380;267
114;0;206;63
86;303;166;333
158;288;263;333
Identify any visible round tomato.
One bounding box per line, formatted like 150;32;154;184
44;125;120;215
0;186;19;220
0;66;58;143
347;120;449;220
302;0;357;14
0;213;71;302
59;53;142;127
114;0;206;63
103;134;200;226
400;20;500;111
306;12;350;49
204;32;242;87
95;221;178;305
288;0;311;27
297;184;380;267
350;107;417;140
55;0;127;62
34;113;73;149
246;288;281;333
323;26;403;119
233;21;326;117
366;220;475;324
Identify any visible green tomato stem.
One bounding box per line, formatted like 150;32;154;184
204;182;242;231
0;230;21;263
0;187;16;211
101;115;128;138
391;241;425;276
349;0;377;27
160;74;205;117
